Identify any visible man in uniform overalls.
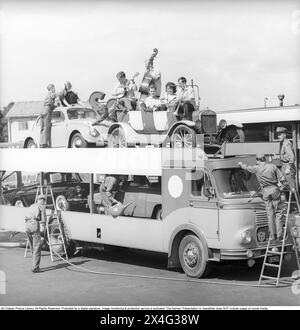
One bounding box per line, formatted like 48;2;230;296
238;154;286;243
275;127;296;190
40;84;58;148
25;195;47;273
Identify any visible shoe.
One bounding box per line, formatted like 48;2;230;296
31;268;41;273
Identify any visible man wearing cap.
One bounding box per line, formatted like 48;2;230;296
40;84;59;148
274;127;296;190
25;195;47;273
238;154;286;243
59;81;80;106
112;71;138;111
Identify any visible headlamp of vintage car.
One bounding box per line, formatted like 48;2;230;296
89;126;100;137
218;119;227;129
242;230;253;244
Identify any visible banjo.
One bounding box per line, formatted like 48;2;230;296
114;72;139;99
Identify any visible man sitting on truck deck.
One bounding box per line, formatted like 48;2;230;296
174;76;196;121
143;85;166;112
112;71;138;111
238;153;286;243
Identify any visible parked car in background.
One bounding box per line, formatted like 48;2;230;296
3;172;99;212
23;106;110;148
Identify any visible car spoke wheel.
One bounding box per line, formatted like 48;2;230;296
15;200;24;207
108;128;127;148
70;133;88;148
179;234;211;278
221;126;245;143
26;139;37;148
171;125;196;148
55;195;70;211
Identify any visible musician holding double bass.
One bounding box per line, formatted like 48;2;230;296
175;76;196;121
112;71;138;110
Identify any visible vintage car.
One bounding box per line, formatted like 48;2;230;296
3;172;99;212
91;175;162;219
90;90;244;149
23;105;109;148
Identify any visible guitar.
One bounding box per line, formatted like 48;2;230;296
139;48;159;95
114;72;139;99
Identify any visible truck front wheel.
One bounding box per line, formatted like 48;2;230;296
179;234;211;278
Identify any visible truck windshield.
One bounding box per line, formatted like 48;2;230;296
213;168;260;199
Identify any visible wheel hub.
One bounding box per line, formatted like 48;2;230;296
183;243;199;267
74;138;82;147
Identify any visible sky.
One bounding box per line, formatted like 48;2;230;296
0;0;299;111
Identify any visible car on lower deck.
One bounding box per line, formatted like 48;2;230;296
3;172;99;212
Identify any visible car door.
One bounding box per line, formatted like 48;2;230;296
51;111;68;147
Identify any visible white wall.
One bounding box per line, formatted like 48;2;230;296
9;119;36;143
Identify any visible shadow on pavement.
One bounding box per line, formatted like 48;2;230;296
40;260;91;273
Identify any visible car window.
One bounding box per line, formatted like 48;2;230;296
52;111;65;123
191;171;212;198
1;172;17;191
67;108;96;120
22;172;39;187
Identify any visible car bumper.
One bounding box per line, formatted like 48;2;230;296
219;244;294;260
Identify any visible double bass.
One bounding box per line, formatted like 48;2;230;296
139;48;159;96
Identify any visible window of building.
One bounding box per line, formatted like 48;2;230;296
243;123;270;142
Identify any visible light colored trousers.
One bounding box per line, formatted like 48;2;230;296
26;220;42;270
40;107;52;147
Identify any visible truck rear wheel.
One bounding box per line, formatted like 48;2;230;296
179;234;211;278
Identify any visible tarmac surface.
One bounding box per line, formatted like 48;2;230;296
0;231;299;307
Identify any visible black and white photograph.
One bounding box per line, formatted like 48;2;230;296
0;0;300;313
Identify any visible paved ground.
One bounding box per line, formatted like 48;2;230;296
0;231;299;307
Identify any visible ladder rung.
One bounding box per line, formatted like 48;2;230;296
267;251;284;255
49;233;62;236
264;263;280;268
261;275;278;280
48;243;64;246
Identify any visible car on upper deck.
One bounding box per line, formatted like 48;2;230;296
23;105;110;148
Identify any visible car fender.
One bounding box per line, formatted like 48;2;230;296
168;223;209;258
167;120;196;136
108;122;140;143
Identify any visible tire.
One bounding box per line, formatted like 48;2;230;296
154;207;162;220
55;195;70;211
25;139;37;148
15;200;24;207
70;133;88;148
179;234;211;278
108;127;127;148
222;126;245;143
106;98;117;110
171;125;196;148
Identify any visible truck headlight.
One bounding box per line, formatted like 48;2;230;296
242;230;252;244
89;127;99;137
